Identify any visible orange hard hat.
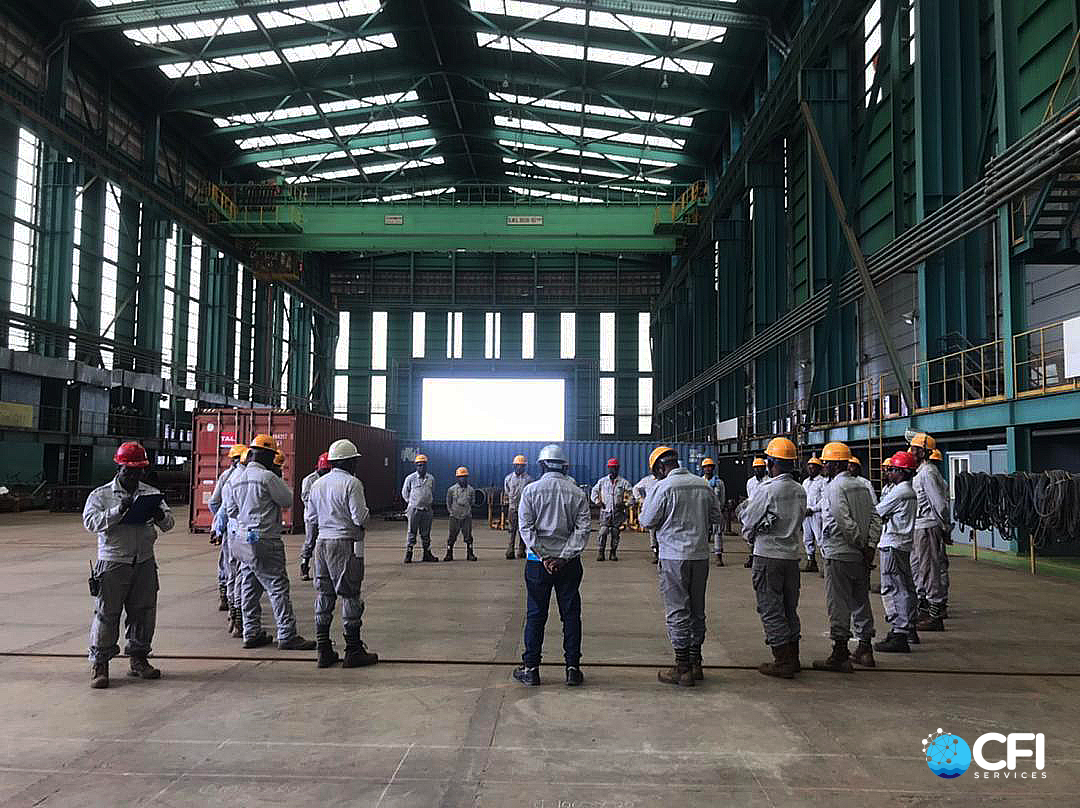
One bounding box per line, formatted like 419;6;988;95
909;432;936;450
250;434;278;451
228;444;246;460
414;453;428;463
649;446;677;470
751;457;766;468
820;442;851;462
512;454;527;465
765;437;797;460
456;466;469;476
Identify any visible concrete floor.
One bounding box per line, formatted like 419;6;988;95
0;507;1078;807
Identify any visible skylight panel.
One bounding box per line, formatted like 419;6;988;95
287;167;365;183
213;91;419;128
235;115;427;150
255;138;437;168
497;138;678;168
363;156;445;174
477;33;711;75
502;157;671;183
159;34;394;78
257;1;381;28
489;92;694;127
375;187;455;202
508;185;602;203
503;170;669;196
494;115;684;150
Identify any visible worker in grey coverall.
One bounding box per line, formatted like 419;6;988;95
303;439;378;669
83;441;175;689
402;455;437;563
701;459;726;567
298;452;331;581
740;458;768;567
801;457;826;573
445;467;478;561
504;457;533;559
740;437;807;679
224;436;315;651
873;450;920;653
633;473;659;563
209;444;245;611
812;442;881;673
910;434;951;630
640;447;722;688
591;459;631;562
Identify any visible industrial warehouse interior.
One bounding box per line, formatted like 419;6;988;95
0;0;1079;805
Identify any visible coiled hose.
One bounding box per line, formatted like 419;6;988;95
955;470;1080;547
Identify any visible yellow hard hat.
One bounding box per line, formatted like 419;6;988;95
228;444;246;459
512;454;527;465
273;450;285;466
456;466;469;476
250;433;278;451
882;457;893;467
807;455;823;466
849;456;861;466
414;453;428;463
751;457;767;468
930;449;943;461
909;432;936;450
764;437;797;460
701;457;715;467
649;445;677;470
820;441;851;462
242;448;251;463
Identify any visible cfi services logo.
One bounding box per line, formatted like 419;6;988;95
923;728;972;778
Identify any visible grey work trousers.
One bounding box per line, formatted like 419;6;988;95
912;526;948;607
879;547;918;633
405;507;433;549
226;531;243;608
658;558;709;650
88;559;159;663
751;556;801;647
447;516;473;546
649;530;658;554
217;535;229;585
314;539;365;636
823;557;875;642
597;512;623;552
711;524;724;555
234;536;298;643
507;509;525;555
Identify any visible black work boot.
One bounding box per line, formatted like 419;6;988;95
128;656;161;680
743;554;754;568
565;666;584;686
443;545;454;562
218;582;229;611
715;554;724;567
657;649;694;687
812;639;854;673
851;641;876;668
802;556;818;573
404;548;413;564
874;631;911;653
90;661;109;689
230;608;244;638
791;641;802;673
652;550;659;564
421;547;439;562
278;634;316;651
908;627;921;645
689;646;704;681
316;635;340;668
505;542;516;560
243;631;273;649
609;547;619;562
466;545;478;561
342;630;379;667
597;548;606;561
513;665;540;686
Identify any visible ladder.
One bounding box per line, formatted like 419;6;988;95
64;445;82;485
867;377;885;490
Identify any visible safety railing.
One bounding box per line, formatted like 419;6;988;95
910;339;1005;412
809;378;876;428
228;204;304;229
1014;321;1080;398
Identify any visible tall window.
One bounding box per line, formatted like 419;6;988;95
185;236;202;388
907;0;916;65
600;312;615;372
446;311;463;359
69;186;85;359
334;376;349;420
233;264;244;395
600;377;615;434
522;312;535;359
334;310;350;420
370;375;386;428
412;311;425;358
101;184;122;369
279;291;291;407
560;312;576;359
485;311;501;359
638;377;653;435
864;0;883;105
638;312;651;372
160;224;178;373
247;280;256;400
9;128;38;350
371;310;388;370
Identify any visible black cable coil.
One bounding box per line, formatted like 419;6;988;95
954;470;1080;546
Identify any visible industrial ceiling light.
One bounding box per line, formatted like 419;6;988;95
502;74;510;88
660;73;669;89
193;75;201;88
902;310;918;325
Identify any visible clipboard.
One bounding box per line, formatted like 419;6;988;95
120;493;165;524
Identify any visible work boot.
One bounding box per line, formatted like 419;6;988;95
609;548;619;562
421;547;439;563
128;656;161;680
231;611;244;639
505;543;516;560
443;546;454;562
714;554;724;567
90;662;109;689
652;551;659;564
743;555;753;569
342;630;378;667
565;666;584;686
516;546;526;559
466;546;478;562
874;631;911;653
597;548;606;561
404;548;413;564
758;644;796;679
690;646;704;681
243;631;273;649
908;628;921;645
812;640;854;673
802;555;818;573
791;641;802;673
917;614;945;632
316;638;340;668
513;665;540;686
940;602;950;619
851;641;876;668
278;635;316;651
218;583;229;611
657;650;695;687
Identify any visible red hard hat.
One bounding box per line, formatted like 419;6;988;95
889;450;918;470
316;452;331;471
114;441;149;468
607;458;619;467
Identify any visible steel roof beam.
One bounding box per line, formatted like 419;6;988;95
226;126;446;165
209;97;429;135
543;0;768;30
67;0;364;33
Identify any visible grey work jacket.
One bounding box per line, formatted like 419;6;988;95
83;477;175;563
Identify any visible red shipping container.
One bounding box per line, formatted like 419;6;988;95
190;409;398;533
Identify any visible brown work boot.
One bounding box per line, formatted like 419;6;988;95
851;641;876;668
128;656;161;680
690;646;704;681
791;641;802;673
90;662;109;689
758;644;796;679
657;650;695;687
812;640;854;673
917;614;945;631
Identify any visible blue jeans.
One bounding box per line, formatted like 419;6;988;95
523;557;583;667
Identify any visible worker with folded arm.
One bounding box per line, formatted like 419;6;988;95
801;455;826;573
640;446;722;687
929;447;951;616
444;467;478;561
83;442;174;689
224;434;315;651
812;442;882;673
740;438;807;678
633;472;660;563
514;444;591;687
848;456;877;503
504;454;533;559
739;457;768;568
299;452;331;581
873;451;920;653
215;448;250;638
701;458;726;567
909;433;951;630
304;439;378;669
208;443;246;612
591;458;632;562
402;454;438;563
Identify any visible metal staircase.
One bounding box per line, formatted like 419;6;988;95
1012;160;1080;255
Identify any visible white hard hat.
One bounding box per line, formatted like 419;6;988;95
327;438;360;461
538;444;568;465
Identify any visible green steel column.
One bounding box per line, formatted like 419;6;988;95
462;309;484;359
715;217;747;421
238;268;253;400
310;310;332;415
201;250;222;394
134;211;167;371
749;153;788;420
74;180;104;364
502;308;522;360
34;149;76;358
349;309;372;423
425;309;447;359
536;311;559;359
577;310;599;364
114;192;140;370
252;279;272;403
615;309;637;438
174;232;193;388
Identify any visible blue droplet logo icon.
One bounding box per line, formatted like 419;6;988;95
923;729;972;778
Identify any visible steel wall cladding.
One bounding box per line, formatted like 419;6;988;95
190;409;397;533
395;441;714;504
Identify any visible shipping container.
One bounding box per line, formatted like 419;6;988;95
190;409;397;533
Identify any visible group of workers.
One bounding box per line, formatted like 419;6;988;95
81;428;951;691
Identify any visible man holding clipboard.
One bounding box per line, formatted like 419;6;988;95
83;442;174;689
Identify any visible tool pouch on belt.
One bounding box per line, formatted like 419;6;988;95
246;528;260;545
88;562;101;597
